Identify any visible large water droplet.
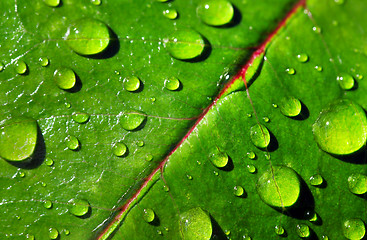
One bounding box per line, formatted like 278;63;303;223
296;224;310;238
143;208;155;223
43;200;53;209
53;68;76;90
279;97;302;117
296;53;309;63
66;135;80;150
65;18;110;55
342;218;365;240
337;73;355;90
15;61;27;75
309;174;323;186
124;76;141;92
179;207;212;240
163;9;178;20
312;99;367;155
120;111;146;131
72;112;90;124
250;124;270;149
112;142;127;157
233;185;244;197
164;77;181;91
0;117;38;161
44;0;60;7
69;199;90;217
274;225;285;236
256;166;301;208
166;29;205;60
209;148;228;168
49;228;59;240
196;0;234;26
348;173;367;195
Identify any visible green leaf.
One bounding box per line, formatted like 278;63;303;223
0;0;366;240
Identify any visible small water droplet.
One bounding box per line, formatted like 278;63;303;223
39;57;49;67
114;70;120;75
342;218;365;240
150;97;156;102
296;224;310;238
163;9;178;19
41;182;47;187
196;0;234;26
66;135;80;150
213;171;219;176
15;61;27;75
247;151;256;160
348;173;367;195
49;228;59;240
112;142;127;157
334;0;345;5
279;97;302;117
263;117;270;123
163;185;170;192
69;199;90;217
157;230;163;235
120;111;147;131
309;174;323;186
65;102;71;108
65;18;110;55
233;185;244;197
274;225;284;236
322;235;329;240
356;74;363;80
315;65;323;72
179;207;212;240
246;164;256;174
45;157;54;166
312;99;367;155
26;234;35;240
225;230;231;236
209;148;228;168
257;166;301;208
43;0;60;7
186;174;193;180
164;77;181;91
124;76;141;92
247;113;252;118
296;53;309;63
19;171;25;178
272;103;278;108
43;200;53;209
145;154;153;162
286;68;295;75
250;123;270;149
53;68;76;90
166;29;205;60
308;212;318;222
64;229;70;235
0;62;4;72
0;117;38;161
91;0;101;5
136;140;145;147
337;73;355;90
72;112;90;124
312;26;322;33
143;208;155;223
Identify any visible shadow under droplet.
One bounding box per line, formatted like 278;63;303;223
65;72;82;93
210;215;227;240
219;155;234;172
88;27;120;59
291;100;310;121
8;125;46;169
333;147;367;165
267;129;279;152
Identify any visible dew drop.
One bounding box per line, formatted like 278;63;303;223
209;148;228;168
66;135;80;150
263;117;270;123
337;73;355;90
272;103;278;108
72;112;90;124
112;142;127;157
91;0;101;5
26;234;35;240
296;53;309;63
49;228;59;240
39;57;49;67
156;0;169;2
315;65;323;72
163;9;178;20
163;185;170;192
69;199;90;217
164;77;181;91
309;174;323;186
334;0;345;5
250;124;270;149
19;171;25;178
348;173;367;195
342;218;365;240
45;157;54;166
41;182;47;187
296;224;310;238
196;0;234;26
145;154;153;162
124;76;141;92
43;0;60;7
256;166;301;208
64;229;70;235
15;61;27;75
0;117;38;161
247;151;256;160
120;111;146;131
65;102;72;109
136;140;145;147
308;212;318;222
312;99;367;155
322;235;329;240
312;26;322;33
179;207;212;240
356;74;363;80
285;68;295;75
0;62;4;72
279;97;302;117
143;208;155;223
233;185;244;197
246;164;256;174
213;171;219;176
53;67;76;90
166;29;205;60
43;200;53;209
186;174;193;180
274;225;285;236
65;18;110;55
247;113;252;118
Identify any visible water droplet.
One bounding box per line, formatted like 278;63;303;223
296;53;309;63
43;200;53;209
225;230;231;236
296;224;310;238
342;218;365;240
164;77;181;91
247;151;256;160
247;113;252;118
120;111;146;131
124;76;141;92
41;182;47;187
263;117;270;123
279;97;302;117
136;140;145;147
337;73;355;90
91;0;101;5
15;61;27;75
114;70;120;75
163;9;178;19
26;234;35;240
157;230;163;235
246;164;256;174
65;102;71;109
322;235;329;240
72;112;90;124
312;26;322;33
0;117;38;161
45;157;54;166
69;199;90;217
156;0;169;2
286;68;295;75
64;229;70;235
179;207;212;240
315;65;323;72
53;68;76;90
19;171;25;178
334;0;345;5
348;173;367;195
43;0;60;7
112;142;127;157
0;62;4;72
308;212;318;222
312;99;367;155
65;18;110;55
143;208;155;223
49;228;59;240
186;174;193;180
196;0;234;26
250;124;270;149
145;154;153;162
166;29;205;60
209;148;228;168
256;166;301;208
356;74;363;80
275;225;285;236
309;174;323;186
38;57;50;67
272;103;278;108
163;185;170;192
233;185;244;197
242;234;252;239
150;97;156;102
213;171;219;176
66;135;80;150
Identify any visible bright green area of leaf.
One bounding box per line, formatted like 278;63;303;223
0;0;298;239
116;1;367;239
